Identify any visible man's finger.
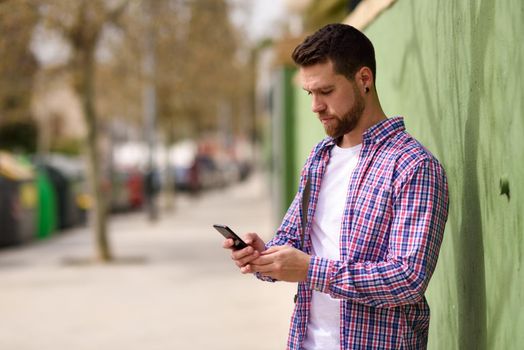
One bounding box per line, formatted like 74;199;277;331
250;254;274;266
260;246;281;255
240;264;252;274
231;245;255;260
243;232;258;244
240;264;277;280
222;238;234;249
248;263;275;274
234;250;260;267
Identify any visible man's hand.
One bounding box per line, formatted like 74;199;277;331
242;245;310;282
223;232;266;269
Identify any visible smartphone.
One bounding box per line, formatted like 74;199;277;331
213;224;248;250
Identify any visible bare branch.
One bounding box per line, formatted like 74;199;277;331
106;0;131;25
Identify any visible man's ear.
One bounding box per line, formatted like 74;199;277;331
355;67;373;94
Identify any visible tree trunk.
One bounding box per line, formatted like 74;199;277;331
80;45;112;262
163;118;176;212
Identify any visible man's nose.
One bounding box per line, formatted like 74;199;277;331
312;95;326;113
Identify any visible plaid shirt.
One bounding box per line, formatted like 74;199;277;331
264;117;449;349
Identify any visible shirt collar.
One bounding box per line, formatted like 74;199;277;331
362;116;405;146
322;116;405;149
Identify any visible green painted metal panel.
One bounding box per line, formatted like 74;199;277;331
281;67;330;211
36;169;57;239
294;75;327;175
277;0;523;348
363;0;524;349
283;67;298;209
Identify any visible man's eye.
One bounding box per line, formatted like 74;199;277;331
321;90;332;95
306;91;312;96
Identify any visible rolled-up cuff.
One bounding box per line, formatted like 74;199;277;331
306;255;335;293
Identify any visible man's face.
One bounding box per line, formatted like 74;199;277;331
300;60;365;139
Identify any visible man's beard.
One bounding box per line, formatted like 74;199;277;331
323;86;365;139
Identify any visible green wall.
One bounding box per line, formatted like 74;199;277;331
283;68;298;208
275;66;325;211
293;73;326;188
276;0;523;348
364;1;523;348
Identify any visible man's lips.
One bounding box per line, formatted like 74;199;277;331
319;116;335;124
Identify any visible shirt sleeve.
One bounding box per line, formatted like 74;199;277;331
255;142;322;283
264;141;322;251
306;158;449;307
255;189;302;283
266;190;302;249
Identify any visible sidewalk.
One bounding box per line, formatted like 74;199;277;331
0;173;295;350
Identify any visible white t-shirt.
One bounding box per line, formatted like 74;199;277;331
302;143;361;350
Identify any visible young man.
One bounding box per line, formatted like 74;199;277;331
223;23;449;350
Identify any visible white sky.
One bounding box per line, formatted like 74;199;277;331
249;0;287;40
229;0;288;43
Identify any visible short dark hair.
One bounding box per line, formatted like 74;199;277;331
292;23;376;82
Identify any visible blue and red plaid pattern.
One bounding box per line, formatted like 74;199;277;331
265;117;449;349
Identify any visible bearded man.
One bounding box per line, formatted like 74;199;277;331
223;23;449;350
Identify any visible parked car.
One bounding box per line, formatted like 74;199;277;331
109;168;145;212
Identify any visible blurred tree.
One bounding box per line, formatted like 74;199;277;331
95;25;142;127
184;0;252;134
35;0;130;262
0;0;254;256
119;0;255;209
0;1;38;145
112;0;254;141
303;0;349;31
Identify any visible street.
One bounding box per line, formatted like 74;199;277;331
0;173;295;350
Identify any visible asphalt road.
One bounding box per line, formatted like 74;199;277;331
0;173;295;350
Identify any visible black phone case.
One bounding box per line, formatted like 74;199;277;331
213;224;248;250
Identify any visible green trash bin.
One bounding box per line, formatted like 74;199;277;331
35;167;57;239
41;154;90;229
